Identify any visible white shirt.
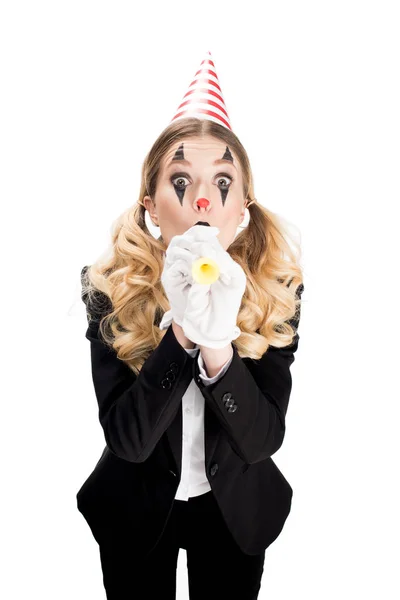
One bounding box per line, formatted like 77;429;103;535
174;344;233;501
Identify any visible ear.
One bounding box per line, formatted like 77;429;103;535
239;198;249;224
143;195;159;226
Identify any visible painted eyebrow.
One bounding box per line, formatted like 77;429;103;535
166;158;237;171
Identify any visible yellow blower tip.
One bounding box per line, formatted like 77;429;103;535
192;257;220;285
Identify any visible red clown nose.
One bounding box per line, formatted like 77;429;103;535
197;198;210;208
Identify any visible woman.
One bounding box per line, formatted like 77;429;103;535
77;55;304;600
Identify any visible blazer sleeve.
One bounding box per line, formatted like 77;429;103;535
80;265;195;463
195;283;305;465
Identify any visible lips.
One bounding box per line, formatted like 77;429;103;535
195;221;210;227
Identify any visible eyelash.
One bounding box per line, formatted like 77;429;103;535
170;171;234;188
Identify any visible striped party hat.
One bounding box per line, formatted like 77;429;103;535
169;50;232;131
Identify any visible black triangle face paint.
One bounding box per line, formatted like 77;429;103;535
219;146;233;205
172;143;185;162
220;186;229;205
171;143;186;205
222;145;234;163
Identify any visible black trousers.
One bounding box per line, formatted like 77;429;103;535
98;489;266;599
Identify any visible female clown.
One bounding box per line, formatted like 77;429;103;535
77;51;305;600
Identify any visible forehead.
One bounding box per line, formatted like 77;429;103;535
161;137;238;171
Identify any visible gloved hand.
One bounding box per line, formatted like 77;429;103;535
159;225;221;330
181;236;247;349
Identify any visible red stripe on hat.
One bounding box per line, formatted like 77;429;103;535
176;97;229;119
200;58;215;68
188;77;222;93
194;68;218;79
172;108;232;130
183;87;225;106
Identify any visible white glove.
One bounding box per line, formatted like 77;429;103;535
159;225;221;330
181;236;247;349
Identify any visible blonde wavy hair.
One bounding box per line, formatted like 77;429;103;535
81;117;304;375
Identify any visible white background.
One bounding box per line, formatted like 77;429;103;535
1;1;399;598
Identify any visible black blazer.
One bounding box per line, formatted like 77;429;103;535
76;266;304;557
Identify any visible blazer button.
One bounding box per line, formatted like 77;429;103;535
169;469;177;477
160;378;172;389
222;392;233;403
227;404;238;413
210;463;218;477
165;370;176;381
170;362;179;374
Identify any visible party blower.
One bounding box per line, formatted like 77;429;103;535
191;221;220;285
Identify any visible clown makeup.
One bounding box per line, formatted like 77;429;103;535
143;135;248;250
169;142;234;207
